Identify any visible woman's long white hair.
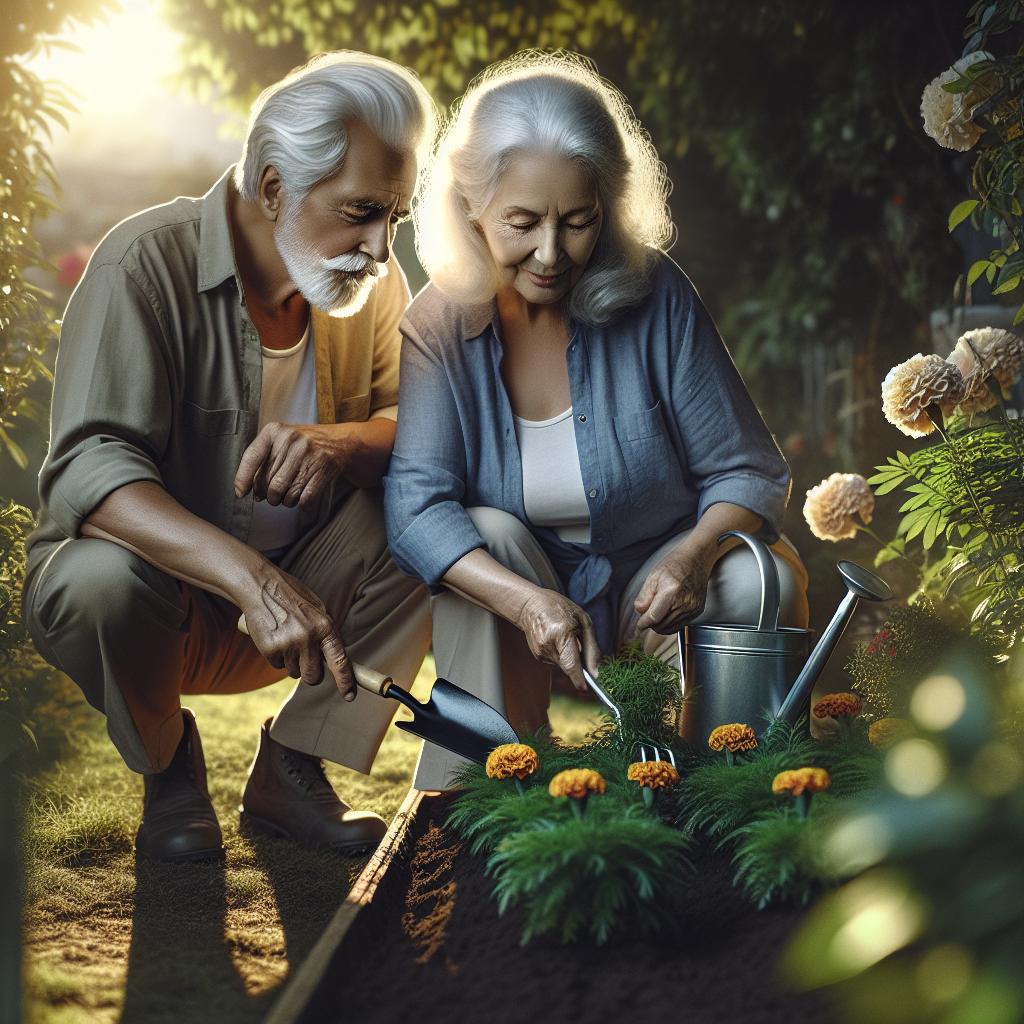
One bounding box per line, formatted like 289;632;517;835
415;51;673;326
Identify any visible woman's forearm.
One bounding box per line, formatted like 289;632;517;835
440;548;544;625
674;502;765;568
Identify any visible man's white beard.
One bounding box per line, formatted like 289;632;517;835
275;202;386;317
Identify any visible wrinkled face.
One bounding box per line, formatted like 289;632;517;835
475;150;603;307
274;120;417;316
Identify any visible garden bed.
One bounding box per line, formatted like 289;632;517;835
266;788;836;1024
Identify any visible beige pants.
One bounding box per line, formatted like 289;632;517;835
415;508;809;790
24;487;431;776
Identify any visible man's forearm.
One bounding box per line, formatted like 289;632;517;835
313;417;397;488
81;480;269;606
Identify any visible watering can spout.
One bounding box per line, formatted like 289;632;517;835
774;560;894;726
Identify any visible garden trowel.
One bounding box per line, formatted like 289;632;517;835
237;614;518;765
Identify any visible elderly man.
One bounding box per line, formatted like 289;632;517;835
22;52;436;861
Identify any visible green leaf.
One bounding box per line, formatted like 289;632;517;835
0;425;28;470
967;259;991;287
948;200;979;232
1014;303;1024;326
992;275;1022;295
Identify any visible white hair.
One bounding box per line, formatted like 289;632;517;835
415;51;673;326
235;51;437;203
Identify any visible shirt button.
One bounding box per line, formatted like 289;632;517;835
588;488;598;498
570;343;577;352
578;413;587;422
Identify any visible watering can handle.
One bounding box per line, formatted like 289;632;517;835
716;531;781;632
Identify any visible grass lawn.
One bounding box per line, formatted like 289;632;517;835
20;660;598;1024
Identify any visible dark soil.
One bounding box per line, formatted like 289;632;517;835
294;794;837;1024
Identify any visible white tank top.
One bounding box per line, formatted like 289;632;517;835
248;324;318;554
513;406;592;544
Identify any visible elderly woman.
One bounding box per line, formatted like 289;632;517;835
384;53;809;790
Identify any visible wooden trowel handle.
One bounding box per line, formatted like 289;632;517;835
236;613;393;696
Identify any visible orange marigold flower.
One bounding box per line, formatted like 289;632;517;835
627;760;681;789
868;717;913;750
812;692;864;720
772;767;832;796
707;723;759;753
485;743;540;781
548;768;606;799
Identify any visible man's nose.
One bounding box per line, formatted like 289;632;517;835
361;220;392;265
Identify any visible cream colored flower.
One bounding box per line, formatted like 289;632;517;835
947;335;1000;415
920;53;993;151
803;473;875;542
881;354;965;437
959;327;1024;392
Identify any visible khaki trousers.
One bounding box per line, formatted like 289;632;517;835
23;487;431;776
415;508;809;790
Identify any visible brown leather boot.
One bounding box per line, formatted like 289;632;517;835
239;718;387;853
135;708;225;863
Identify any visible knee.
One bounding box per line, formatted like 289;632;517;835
28;538;186;635
707;545;808;629
466;506;535;555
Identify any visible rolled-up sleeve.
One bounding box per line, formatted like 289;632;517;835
39;262;172;539
669;274;791;543
383;318;485;586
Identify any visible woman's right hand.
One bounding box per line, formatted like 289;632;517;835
515;589;601;692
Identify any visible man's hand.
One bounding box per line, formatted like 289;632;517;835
633;545;714;635
515;589;601;692
234;422;356;509
237;567;356;700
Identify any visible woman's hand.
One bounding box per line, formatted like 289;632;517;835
634;545;715;635
515;589;601;692
237;566;356;699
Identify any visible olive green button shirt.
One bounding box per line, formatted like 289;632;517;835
26;166;409;580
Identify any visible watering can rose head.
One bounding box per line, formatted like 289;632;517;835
627;760;680;789
485;743;540;781
812;692;864;720
548;768;606;799
771;767;831;796
707;723;758;754
803;473;875;542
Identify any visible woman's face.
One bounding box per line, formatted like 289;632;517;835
475;151;603;307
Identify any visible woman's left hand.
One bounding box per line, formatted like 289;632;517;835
633;545;714;634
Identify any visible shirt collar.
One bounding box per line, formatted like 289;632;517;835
198;165;243;297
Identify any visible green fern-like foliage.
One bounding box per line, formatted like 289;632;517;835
730;804;835;910
488;802;694;945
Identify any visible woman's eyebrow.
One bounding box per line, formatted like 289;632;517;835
500;204;599;218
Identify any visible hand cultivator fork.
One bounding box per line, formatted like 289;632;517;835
582;670;677;768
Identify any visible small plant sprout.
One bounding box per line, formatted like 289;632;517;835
708;723;759;766
548;768;606;820
812;692;864;740
627;759;681;809
485;743;540;795
772;767;831;818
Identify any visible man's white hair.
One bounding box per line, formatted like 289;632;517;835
415;51;674;326
235;50;437;202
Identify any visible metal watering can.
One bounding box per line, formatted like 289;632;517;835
677;531;893;746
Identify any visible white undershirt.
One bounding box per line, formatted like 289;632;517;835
248;324;318;554
513;406;592;544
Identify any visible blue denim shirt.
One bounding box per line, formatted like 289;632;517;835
383;251;791;645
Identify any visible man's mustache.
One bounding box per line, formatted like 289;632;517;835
319;251;387;277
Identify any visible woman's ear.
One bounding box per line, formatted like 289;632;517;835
258;165;283;223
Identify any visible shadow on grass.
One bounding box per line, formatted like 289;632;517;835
119;859;259;1024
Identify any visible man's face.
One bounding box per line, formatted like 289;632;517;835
274;120;417;317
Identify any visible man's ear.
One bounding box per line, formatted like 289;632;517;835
258;165;283;223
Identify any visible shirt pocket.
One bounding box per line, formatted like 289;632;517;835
612;399;683;511
180;400;242;436
334;391;371;423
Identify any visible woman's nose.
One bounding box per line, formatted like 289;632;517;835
534;226;560;269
